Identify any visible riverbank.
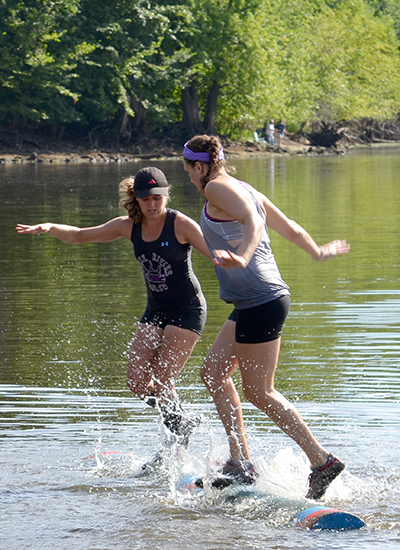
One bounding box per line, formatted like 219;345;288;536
0;135;300;164
0;134;399;165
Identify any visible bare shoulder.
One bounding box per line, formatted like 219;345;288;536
174;211;201;231
173;210;210;256
174;210;204;243
206;176;258;222
206;175;239;193
117;215;133;224
110;215;132;225
109;215;134;238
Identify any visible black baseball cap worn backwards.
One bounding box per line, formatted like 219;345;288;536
134;167;169;198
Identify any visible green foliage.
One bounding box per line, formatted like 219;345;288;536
69;0;192;127
0;0;400;137
364;0;400;36
0;0;82;126
216;0;400;132
308;0;400;120
286;122;302;134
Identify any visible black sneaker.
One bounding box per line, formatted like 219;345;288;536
144;395;158;409
141;449;164;472
306;454;346;500
160;402;200;448
210;459;259;489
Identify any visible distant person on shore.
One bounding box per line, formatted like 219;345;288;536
276;119;285;147
16;167;210;451
183;134;350;499
266;119;275;146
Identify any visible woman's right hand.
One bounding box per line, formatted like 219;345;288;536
212;249;248;269
16;223;51;235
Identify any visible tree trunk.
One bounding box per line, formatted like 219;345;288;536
203;80;220;134
130;98;147;137
114;108;132;146
182;85;204;136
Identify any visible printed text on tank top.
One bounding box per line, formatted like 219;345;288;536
131;209;203;308
138;211;171;292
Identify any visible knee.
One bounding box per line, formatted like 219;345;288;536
200;363;226;394
242;384;255;404
243;384;272;408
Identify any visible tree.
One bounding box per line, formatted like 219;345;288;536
308;0;400;121
69;0;197;141
176;0;276;136
216;0;400;134
0;0;84;129
1;0;400;141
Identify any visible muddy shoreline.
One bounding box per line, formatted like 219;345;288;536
1;137;399;165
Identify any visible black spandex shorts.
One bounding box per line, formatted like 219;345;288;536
140;301;207;336
228;294;291;344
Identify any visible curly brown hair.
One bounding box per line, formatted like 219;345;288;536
119;176;143;223
184;134;235;190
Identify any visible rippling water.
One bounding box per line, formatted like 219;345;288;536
2;147;400;549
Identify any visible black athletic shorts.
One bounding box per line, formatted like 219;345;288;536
228;294;291;344
140;300;207;336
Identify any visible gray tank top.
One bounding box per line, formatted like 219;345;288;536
200;181;289;309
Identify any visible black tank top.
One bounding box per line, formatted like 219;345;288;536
131;208;204;309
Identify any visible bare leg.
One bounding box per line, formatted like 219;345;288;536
127;323;163;399
151;324;200;405
238;337;329;468
200;320;251;463
127;323;200;404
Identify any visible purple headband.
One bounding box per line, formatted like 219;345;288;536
183;142;225;162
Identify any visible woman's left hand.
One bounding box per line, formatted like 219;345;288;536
319;240;350;261
212;249;248;269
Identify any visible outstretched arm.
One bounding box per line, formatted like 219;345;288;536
16;216;133;244
258;193;350;260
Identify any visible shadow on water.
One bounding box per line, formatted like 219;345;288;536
2;148;400;548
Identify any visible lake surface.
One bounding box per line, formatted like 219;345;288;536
1;147;400;549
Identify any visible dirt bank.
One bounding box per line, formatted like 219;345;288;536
0;137;354;165
0;127;399;165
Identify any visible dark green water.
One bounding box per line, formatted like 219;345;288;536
2;149;400;402
1;147;400;549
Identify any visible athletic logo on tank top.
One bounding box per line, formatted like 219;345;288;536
138;253;173;292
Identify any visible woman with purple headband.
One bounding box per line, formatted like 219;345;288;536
183;134;350;499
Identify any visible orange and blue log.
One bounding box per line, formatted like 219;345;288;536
295;505;366;531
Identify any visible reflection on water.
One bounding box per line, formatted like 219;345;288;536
2;147;400;549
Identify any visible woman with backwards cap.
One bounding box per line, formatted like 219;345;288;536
16;167;210;453
183;134;350;500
